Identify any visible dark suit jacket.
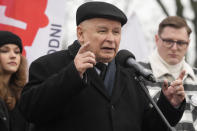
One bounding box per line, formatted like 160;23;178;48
19;40;185;131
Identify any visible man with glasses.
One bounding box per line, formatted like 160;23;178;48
141;16;197;130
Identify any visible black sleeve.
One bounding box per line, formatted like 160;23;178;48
19;58;85;124
142;91;185;131
157;92;186;126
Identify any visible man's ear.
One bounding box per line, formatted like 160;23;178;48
155;34;159;46
77;25;84;43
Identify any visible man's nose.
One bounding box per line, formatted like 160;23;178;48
106;32;115;42
171;42;178;50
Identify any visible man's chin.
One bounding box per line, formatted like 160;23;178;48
168;60;180;65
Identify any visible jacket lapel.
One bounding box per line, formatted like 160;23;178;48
111;65;130;104
67;40;114;101
87;68;111;101
68;40;81;58
87;63;130;102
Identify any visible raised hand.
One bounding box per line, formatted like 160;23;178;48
162;70;186;107
74;42;96;78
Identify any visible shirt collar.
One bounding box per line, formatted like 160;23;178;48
149;50;195;80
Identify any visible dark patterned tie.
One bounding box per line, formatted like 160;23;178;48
95;62;107;81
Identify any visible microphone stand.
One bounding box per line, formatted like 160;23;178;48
134;75;176;131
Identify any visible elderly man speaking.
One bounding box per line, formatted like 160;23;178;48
19;2;186;131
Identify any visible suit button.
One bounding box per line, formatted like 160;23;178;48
111;105;115;110
2;117;7;121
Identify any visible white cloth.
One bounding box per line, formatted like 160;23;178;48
149;50;196;84
143;50;197;131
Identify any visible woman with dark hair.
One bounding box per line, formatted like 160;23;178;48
0;31;28;131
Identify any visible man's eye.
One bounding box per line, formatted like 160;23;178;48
113;31;120;34
0;49;8;53
98;30;106;33
164;40;174;43
177;41;187;45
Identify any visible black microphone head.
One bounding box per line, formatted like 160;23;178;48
116;49;156;83
116;49;135;66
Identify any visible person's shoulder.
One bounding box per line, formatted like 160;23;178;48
36;50;68;61
138;60;151;70
192;67;197;75
31;49;70;67
34;40;80;63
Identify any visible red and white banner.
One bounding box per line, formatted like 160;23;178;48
0;0;67;65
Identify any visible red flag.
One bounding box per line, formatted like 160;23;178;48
0;0;49;56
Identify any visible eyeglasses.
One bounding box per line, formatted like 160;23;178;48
159;36;189;49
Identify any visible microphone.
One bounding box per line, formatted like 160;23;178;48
116;49;175;131
116;49;156;82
